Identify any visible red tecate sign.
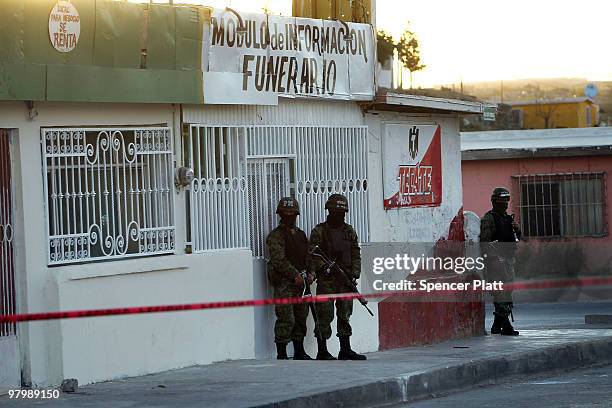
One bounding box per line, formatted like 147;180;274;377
383;124;442;209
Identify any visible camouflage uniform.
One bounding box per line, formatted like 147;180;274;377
480;209;519;318
480;187;521;336
309;222;361;340
267;224;310;344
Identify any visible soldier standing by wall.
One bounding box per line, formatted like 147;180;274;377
266;197;314;360
480;187;521;336
309;194;367;360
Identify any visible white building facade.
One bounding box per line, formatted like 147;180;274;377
0;93;486;389
0;1;488;389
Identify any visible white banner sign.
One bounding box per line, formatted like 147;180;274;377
202;10;375;105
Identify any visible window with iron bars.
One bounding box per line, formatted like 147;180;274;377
513;173;606;238
42;128;175;265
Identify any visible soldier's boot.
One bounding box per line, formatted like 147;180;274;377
338;336;367;361
316;338;337;360
500;316;519;336
292;340;313;360
276;342;289;360
490;314;502;334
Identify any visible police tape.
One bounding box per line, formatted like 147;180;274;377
0;292;366;324
1;276;611;324
507;276;612;291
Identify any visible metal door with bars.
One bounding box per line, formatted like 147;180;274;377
185;125;369;256
0;129;20;392
247;159;291;259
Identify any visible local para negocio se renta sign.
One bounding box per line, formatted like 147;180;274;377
203;10;375;104
48;1;80;53
383;124;443;209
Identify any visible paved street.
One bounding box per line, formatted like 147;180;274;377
398;364;612;408
0;301;610;408
485;300;612;330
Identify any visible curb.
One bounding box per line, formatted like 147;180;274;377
585;315;612;324
256;337;612;408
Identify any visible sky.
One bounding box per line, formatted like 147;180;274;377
376;0;612;87
135;0;612;88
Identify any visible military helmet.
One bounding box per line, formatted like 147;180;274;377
325;194;349;212
491;187;511;202
276;197;300;215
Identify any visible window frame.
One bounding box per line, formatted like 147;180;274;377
41;127;176;266
512;172;607;239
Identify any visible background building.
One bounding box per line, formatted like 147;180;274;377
461;127;612;292
508;97;600;129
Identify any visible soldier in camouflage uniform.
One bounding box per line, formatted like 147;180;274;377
267;197;314;360
309;194;366;360
480;187;521;336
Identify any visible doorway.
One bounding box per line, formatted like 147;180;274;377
0;129;19;392
247;157;291;358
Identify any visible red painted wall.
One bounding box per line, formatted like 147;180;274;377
378;277;484;349
378;209;485;350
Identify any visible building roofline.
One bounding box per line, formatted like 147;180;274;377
361;92;492;114
462;146;612;161
506;97;595;106
461;127;612;160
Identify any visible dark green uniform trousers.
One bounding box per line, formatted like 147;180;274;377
274;283;308;344
485;258;515;318
314;278;353;340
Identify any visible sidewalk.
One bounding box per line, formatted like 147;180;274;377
2;326;612;408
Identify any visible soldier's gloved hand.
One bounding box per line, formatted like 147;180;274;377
307;274;314;285
294;274;304;288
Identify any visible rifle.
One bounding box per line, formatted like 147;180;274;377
309;245;374;317
510;214;520;242
299;270;322;333
265;253;322;334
